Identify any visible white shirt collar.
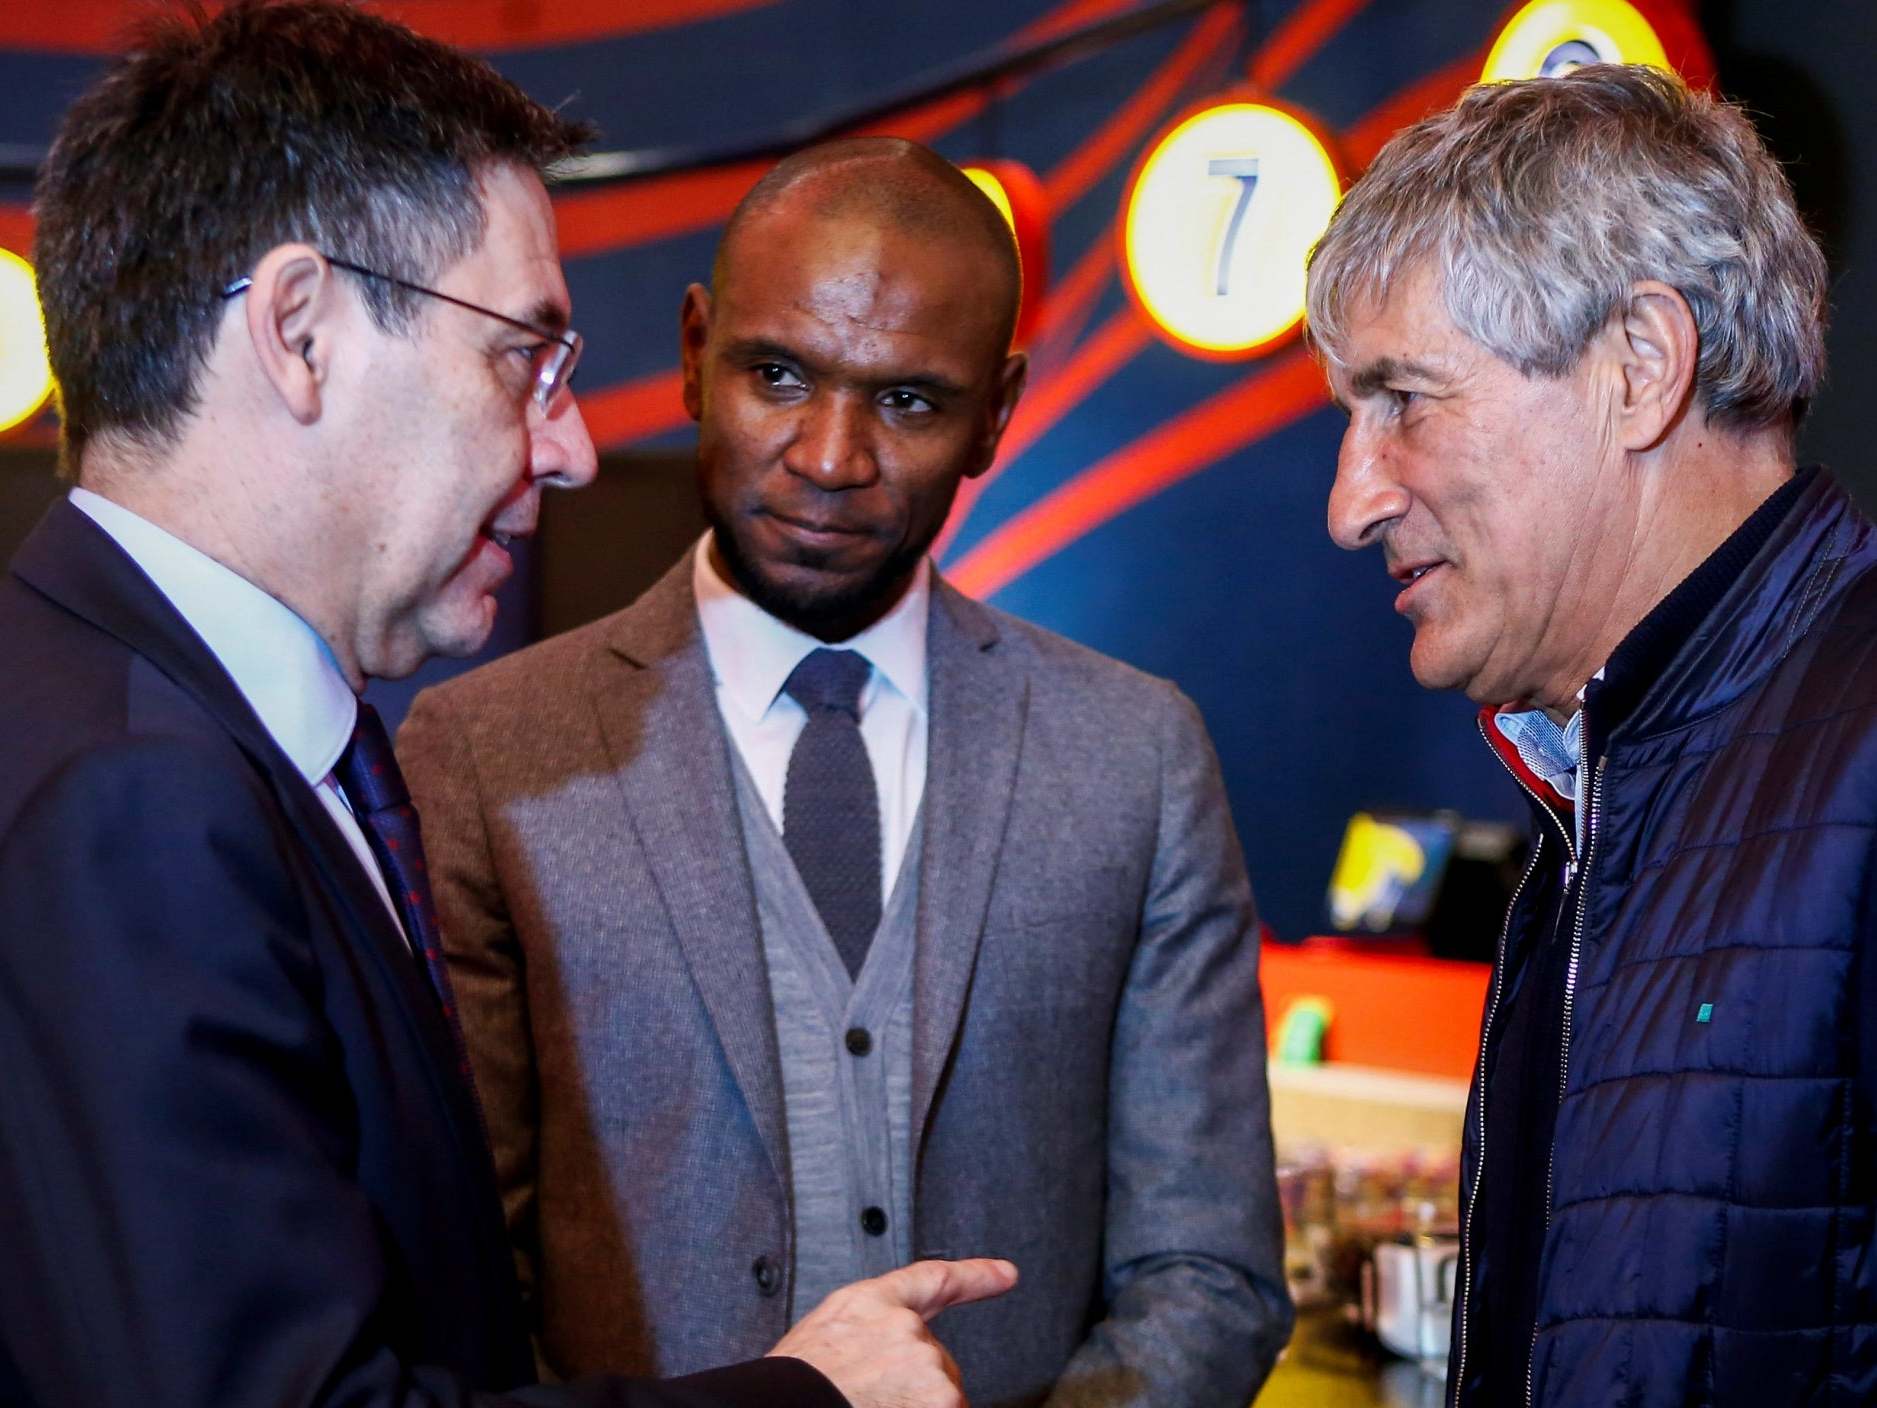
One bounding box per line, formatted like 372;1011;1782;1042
692;532;930;723
69;488;358;785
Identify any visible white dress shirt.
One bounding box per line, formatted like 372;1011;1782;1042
69;488;404;936
692;534;929;901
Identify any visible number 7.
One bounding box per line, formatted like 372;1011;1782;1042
1208;157;1260;297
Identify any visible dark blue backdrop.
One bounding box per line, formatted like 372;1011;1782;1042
7;0;1866;937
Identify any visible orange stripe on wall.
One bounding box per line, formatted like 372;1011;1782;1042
553;88;989;258
939;0;1372;553
579;368;690;449
1032;237;1113;352
999;307;1152;468
0;205;34;258
0;0;776;54
381;0;777;51
1016;0;1161;46
1343;51;1481;167
1041;4;1239;215
937;302;1150;558
949;347;1329;599
554;0;1166;259
1249;0;1373;90
554;161;771;260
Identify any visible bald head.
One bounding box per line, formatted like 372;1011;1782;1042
715;137;1022;351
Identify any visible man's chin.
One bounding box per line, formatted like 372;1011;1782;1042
1408;634;1485;699
366;601;497;681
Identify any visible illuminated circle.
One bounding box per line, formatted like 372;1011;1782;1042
1482;0;1670;81
961;160;1050;347
0;247;54;434
963;165;1015;227
1121;97;1342;360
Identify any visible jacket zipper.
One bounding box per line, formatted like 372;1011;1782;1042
1453;717;1577;1406
1523;752;1606;1408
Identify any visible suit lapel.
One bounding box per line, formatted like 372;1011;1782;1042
910;579;1027;1153
588;561;790;1189
9;501;494;1170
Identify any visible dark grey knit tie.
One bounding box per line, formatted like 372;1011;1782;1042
782;648;881;979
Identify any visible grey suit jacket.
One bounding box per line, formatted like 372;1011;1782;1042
398;557;1292;1408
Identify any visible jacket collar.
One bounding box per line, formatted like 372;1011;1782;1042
8;500;493;1163
1617;467;1866;742
592;556;1019;1173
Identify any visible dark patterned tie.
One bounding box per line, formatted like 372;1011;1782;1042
782;648;882;979
334;701;479;1092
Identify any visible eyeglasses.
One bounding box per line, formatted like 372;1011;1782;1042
221;255;582;412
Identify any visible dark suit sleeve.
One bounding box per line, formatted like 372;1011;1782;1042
0;737;843;1408
1045;689;1295;1407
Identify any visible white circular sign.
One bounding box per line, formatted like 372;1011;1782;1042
0;247;54;434
1122;100;1342;359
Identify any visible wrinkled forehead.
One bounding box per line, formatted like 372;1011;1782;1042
1315;260;1455;373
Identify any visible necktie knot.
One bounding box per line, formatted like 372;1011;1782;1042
336;700;410;814
784;648;870;721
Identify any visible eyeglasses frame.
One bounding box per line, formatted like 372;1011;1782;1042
221;254;582;412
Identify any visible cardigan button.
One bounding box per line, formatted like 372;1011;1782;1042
752;1254;782;1296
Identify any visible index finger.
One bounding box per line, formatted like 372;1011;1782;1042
876;1257;1019;1321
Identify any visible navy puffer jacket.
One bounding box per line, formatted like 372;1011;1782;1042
1452;472;1877;1407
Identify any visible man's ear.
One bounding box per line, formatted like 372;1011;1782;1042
679;283;712;423
241;244;343;426
965;349;1029;481
1613;279;1700;453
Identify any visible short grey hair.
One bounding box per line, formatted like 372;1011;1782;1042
1305;65;1829;433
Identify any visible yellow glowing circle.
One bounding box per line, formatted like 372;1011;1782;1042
1123;102;1341;358
1481;0;1669;81
962;166;1017;232
0;248;54;434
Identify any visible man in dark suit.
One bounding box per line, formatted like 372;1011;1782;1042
399;139;1291;1407
0;6;1011;1407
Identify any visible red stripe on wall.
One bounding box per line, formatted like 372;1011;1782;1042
1000;307;1153;468
1249;0;1373;90
935;302;1150;557
947;347;1329;599
1041;3;1239;216
577;368;690;449
0;205;33;258
552;87;990;259
1343;51;1482;167
380;0;778;51
1016;0;1160;47
0;0;776;55
554;161;771;260
936;0;1382;548
554;0;1177;260
1032;238;1114;352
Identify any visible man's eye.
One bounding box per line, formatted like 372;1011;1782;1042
754;363;805;390
880;388;934;415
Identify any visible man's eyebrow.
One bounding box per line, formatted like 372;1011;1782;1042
1347;355;1445;398
522;298;569;336
719;337;967;397
879;371;968;399
721;336;806;365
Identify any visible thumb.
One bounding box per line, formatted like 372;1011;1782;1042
878;1257;1019;1322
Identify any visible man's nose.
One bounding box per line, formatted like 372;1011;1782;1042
1327;423;1408;551
531;392;598;491
783;392;878;490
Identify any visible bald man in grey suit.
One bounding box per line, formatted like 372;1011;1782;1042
399;138;1291;1408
